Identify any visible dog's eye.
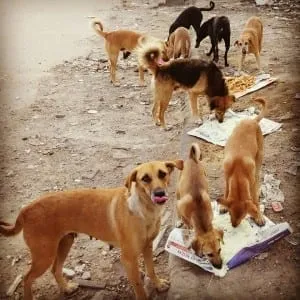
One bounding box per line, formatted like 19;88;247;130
245;42;248;45
239;42;242;46
142;174;152;183
207;253;213;258
218;249;221;254
158;170;167;179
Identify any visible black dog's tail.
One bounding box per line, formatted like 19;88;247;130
189;143;202;163
199;1;215;11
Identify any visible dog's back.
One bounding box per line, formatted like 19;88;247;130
177;143;213;230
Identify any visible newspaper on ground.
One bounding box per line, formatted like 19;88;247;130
261;173;285;207
233;73;277;99
187;108;282;146
165;202;292;277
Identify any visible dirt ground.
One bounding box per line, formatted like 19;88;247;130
0;0;299;299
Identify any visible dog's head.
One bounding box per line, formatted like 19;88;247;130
125;160;183;205
190;229;224;269
209;95;236;123
234;37;251;55
217;197;258;227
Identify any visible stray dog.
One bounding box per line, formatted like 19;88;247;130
176;143;223;269
168;1;215;48
197;16;231;67
166;27;191;60
137;42;235;129
217;97;267;227
0;160;183;300
91;19;144;84
234;16;263;71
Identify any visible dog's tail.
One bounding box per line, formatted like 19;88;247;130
189;143;202;163
0;213;24;237
199;1;215;11
91;19;108;39
253;97;267;122
137;41;162;74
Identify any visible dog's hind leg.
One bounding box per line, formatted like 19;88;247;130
51;233;78;295
23;241;58;299
143;243;170;292
121;251;147;300
254;53;261;71
194;23;202;48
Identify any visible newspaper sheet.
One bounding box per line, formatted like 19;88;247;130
165;203;292;277
187;108;282;147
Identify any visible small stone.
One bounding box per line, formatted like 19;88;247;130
63;268;75;278
101;251;107;256
256;252;269;260
6;171;15;177
55;114;65;118
87;110;98;114
75;264;86;274
81;271;91;280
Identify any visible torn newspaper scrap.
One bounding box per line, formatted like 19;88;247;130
187;109;282;146
165;205;292;277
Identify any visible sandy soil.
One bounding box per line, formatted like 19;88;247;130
0;0;299;299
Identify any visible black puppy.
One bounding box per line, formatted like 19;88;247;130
197;16;231;67
168;1;215;48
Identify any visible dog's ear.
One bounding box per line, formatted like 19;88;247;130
189;239;203;256
125;169;138;190
216;228;224;244
217;196;232;208
209;96;219;111
246;200;258;215
234;40;239;47
225;95;236;109
165;160;184;173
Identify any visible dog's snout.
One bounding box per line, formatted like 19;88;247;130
153;188;166;197
213;262;223;269
242;48;247;55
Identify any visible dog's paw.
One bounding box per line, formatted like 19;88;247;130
194;118;203;126
64;281;79;295
254;215;266;227
176;220;184;228
219;205;228;214
155;278;170;292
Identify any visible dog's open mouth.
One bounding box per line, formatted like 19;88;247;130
151;195;168;205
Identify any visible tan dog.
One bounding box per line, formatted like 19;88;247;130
234;16;263;71
0;160;183;300
166;27;191;59
217;97;267;227
91;19;145;84
176;143;223;269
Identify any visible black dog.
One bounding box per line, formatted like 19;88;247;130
197;16;231;67
168;1;215;48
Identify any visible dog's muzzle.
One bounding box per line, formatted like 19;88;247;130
151;188;168;205
242;48;247;55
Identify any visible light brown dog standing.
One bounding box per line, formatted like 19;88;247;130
176;143;224;268
217;97;267;227
166;27;191;59
0;160;183;300
234;16;263;71
91;19;145;84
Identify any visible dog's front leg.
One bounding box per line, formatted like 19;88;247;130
121;252;147;300
143;243;170;293
188;92;202;125
254;53;261;71
138;65;146;86
238;53;246;71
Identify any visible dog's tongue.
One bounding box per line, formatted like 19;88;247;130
157;58;165;65
153;195;168;203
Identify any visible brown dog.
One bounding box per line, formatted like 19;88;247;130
176;143;223;268
137;42;235;130
217;97;267;227
234;16;263;71
166;27;191;59
0;160;183;300
91;19;145;84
